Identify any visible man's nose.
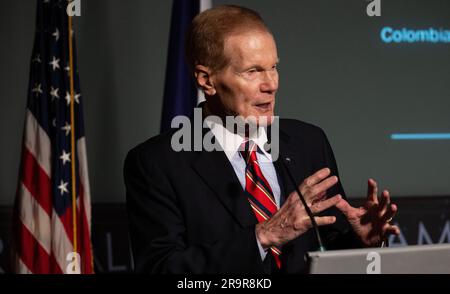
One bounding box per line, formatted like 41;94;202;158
260;71;278;93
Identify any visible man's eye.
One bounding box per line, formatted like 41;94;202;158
247;69;257;74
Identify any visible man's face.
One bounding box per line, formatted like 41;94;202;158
210;30;279;125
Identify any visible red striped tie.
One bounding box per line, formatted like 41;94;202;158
241;140;282;269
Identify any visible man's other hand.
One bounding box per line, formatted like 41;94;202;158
255;168;341;249
335;178;400;247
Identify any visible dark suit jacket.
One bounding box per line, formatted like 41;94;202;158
124;119;362;274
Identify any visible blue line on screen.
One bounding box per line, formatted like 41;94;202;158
391;133;450;140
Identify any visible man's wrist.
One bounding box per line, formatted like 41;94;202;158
255;223;272;250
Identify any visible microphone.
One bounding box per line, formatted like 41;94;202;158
280;156;326;252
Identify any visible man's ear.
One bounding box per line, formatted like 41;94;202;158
194;65;216;96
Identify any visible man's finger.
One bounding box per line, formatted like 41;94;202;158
311;194;342;214
378;190;391;216
383;224;400;236
314;216;337;226
367;178;379;204
311;190;327;205
302;168;331;188
381;203;398;223
307;175;338;200
335;198;353;217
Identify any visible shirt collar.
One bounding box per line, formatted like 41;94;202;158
204;116;272;162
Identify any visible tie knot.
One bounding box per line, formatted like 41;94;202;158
240;140;256;163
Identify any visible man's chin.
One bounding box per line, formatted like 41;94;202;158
244;114;274;127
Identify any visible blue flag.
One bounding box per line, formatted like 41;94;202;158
160;0;201;133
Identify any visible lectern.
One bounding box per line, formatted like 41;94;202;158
307;243;450;274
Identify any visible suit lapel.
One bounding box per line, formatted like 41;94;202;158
270;126;300;204
192;148;257;228
273;126;312;196
272;123;318;272
188;108;257;228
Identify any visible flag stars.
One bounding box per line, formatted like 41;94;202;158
60;150;71;165
50;87;59;101
32;54;41;63
49;56;60;71
52;28;60;42
58;180;69;196
65;92;71;105
32;83;43;96
74;93;81;104
61;122;71;136
65;91;81;105
64;64;70;76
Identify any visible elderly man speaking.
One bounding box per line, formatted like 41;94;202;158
124;5;399;274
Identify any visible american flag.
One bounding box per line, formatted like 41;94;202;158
12;0;93;274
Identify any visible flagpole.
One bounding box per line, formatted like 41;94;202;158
68;9;78;269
